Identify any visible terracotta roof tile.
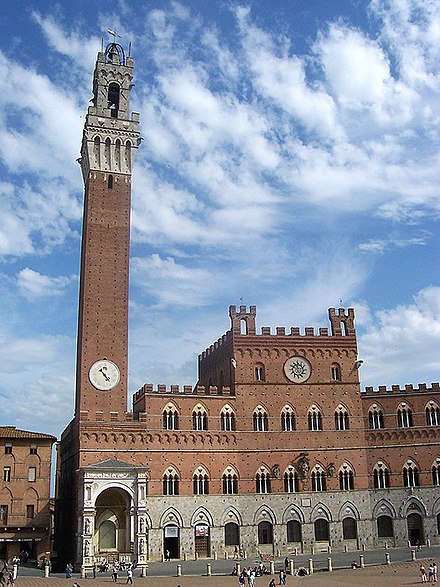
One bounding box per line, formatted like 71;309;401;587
0;426;56;442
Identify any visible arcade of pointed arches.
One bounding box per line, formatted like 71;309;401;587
86;486;438;561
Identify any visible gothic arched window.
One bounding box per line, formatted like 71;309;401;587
402;460;419;487
311;465;326;492
222;467;238;494
308;406;322;431
368;405;384;429
220;405;236;431
162;467;179;495
192;405;208;431
163;404;179;430
426;402;440;426
334;405;349;430
397;403;413;428
193;467;209;495
373;462;390;489
281;405;296;431
338;463;354;490
283;466;299;493
255;467;271;494
432;460;440;486
253;406;268;432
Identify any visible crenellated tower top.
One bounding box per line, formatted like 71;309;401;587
79;42;140;182
328;307;355;336
229;305;257;335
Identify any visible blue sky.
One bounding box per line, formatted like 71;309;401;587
0;0;439;437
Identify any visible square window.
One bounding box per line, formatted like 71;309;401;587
26;505;35;519
3;467;11;483
30;444;37;455
4;444;12;455
28;467;36;482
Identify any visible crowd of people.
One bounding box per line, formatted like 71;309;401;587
235;562;288;586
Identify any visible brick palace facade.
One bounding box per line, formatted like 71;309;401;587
54;42;440;572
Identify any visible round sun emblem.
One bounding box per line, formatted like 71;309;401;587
284;356;311;383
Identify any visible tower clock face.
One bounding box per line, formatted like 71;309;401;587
89;359;120;391
284;356;312;383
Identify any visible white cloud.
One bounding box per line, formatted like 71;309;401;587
0;334;75;435
358;230;432;253
31;12;99;71
131;254;212;307
358;286;440;388
0;52;83;178
17;268;75;300
0;180;81;257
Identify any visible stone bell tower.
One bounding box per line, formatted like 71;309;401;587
75;41;140;421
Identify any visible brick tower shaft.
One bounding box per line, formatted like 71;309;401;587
75;43;140;420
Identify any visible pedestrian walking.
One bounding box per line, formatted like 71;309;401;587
421;564;427;583
112;563;119;583
125;567;133;584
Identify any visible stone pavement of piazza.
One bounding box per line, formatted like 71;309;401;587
11;560;434;587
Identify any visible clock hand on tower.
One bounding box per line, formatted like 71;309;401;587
99;367;110;381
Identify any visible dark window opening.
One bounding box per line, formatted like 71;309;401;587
287;520;302;543
314;519;329;541
107;83;120;118
377;515;394;538
225;522;240;546
342;517;357;540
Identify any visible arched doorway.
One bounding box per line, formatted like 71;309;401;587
407;512;424;546
163;525;180;559
194;524;210;558
95;488;132;558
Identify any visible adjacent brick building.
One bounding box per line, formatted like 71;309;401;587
55;42;440;573
0;426;56;563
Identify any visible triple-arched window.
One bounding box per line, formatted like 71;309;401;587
368;405;384;429
281;405;296;431
253;406;269;432
163;467;179;495
397;403;413;428
402;460;419;487
220;405;236;431
426;402;440;426
283;466;299;493
311;465;326;491
308;406;322;431
334;405;349;430
222;467;238;494
192;405;208;431
163;403;179;430
338;463;354;490
255;466;271;494
373;462;390;489
432;460;440;486
193;467;209;495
